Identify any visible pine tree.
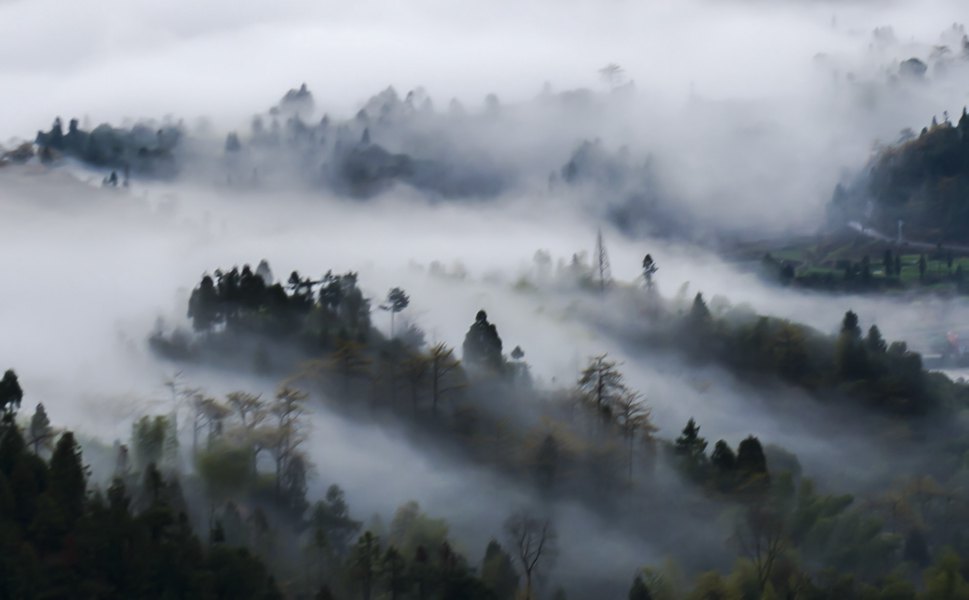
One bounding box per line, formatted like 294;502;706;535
577;354;626;427
689;293;712;327
629;575;654;600
711;440;737;472
883;249;894;277
309;485;361;557
837;311;868;379
48;432;86;524
481;539;520;599
841;310;861;338
380;547;408;600
674;418;708;465
736;436;768;477
255;259;274;285
350;531;381;600
188;275;222;332
28;404;52;455
866;325;887;354
0;370;23;422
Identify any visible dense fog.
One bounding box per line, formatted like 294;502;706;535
4;0;969;598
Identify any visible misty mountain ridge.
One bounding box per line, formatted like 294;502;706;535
8;15;969;242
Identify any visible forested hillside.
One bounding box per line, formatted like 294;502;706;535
831;109;969;243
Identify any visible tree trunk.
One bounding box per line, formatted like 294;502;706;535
192;412;199;454
628;433;634;483
432;362;439;416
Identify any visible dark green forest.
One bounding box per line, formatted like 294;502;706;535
830;108;969;243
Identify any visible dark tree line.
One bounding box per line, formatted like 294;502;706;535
674;417;770;493
187;263;373;344
664;295;952;415
35;117;181;177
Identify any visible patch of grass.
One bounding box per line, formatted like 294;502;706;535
774;249;808;262
798;266;840;277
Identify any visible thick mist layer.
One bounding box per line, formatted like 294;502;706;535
4;0;969;233
2;168;962;504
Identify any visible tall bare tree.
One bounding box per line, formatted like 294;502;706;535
401;353;429;415
226;391;267;472
428;343;462;415
268;386;309;498
735;505;786;592
614;390;657;482
327;339;373;397
192;393;230;451
380;287;410;338
28;403;54;455
505;511;557;600
577;354;625;430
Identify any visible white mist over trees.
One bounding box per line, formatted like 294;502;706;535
4;1;969;598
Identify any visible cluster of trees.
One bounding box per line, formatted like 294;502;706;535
122;366;969;599
129;369;579;600
659;295;956;415
34;117;181;177
576;355;657;480
89;367;565;597
307;507;549;600
19;82;689;218
172;263;536;401
628;467;969;600
186;262;372;343
22;84;502;198
0;369;282;599
221;84;512;198
164;264;687;548
184;386;312;521
830;107;969;243
4;368;578;599
149;253;969;598
672;418;770;495
554;140;686;238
